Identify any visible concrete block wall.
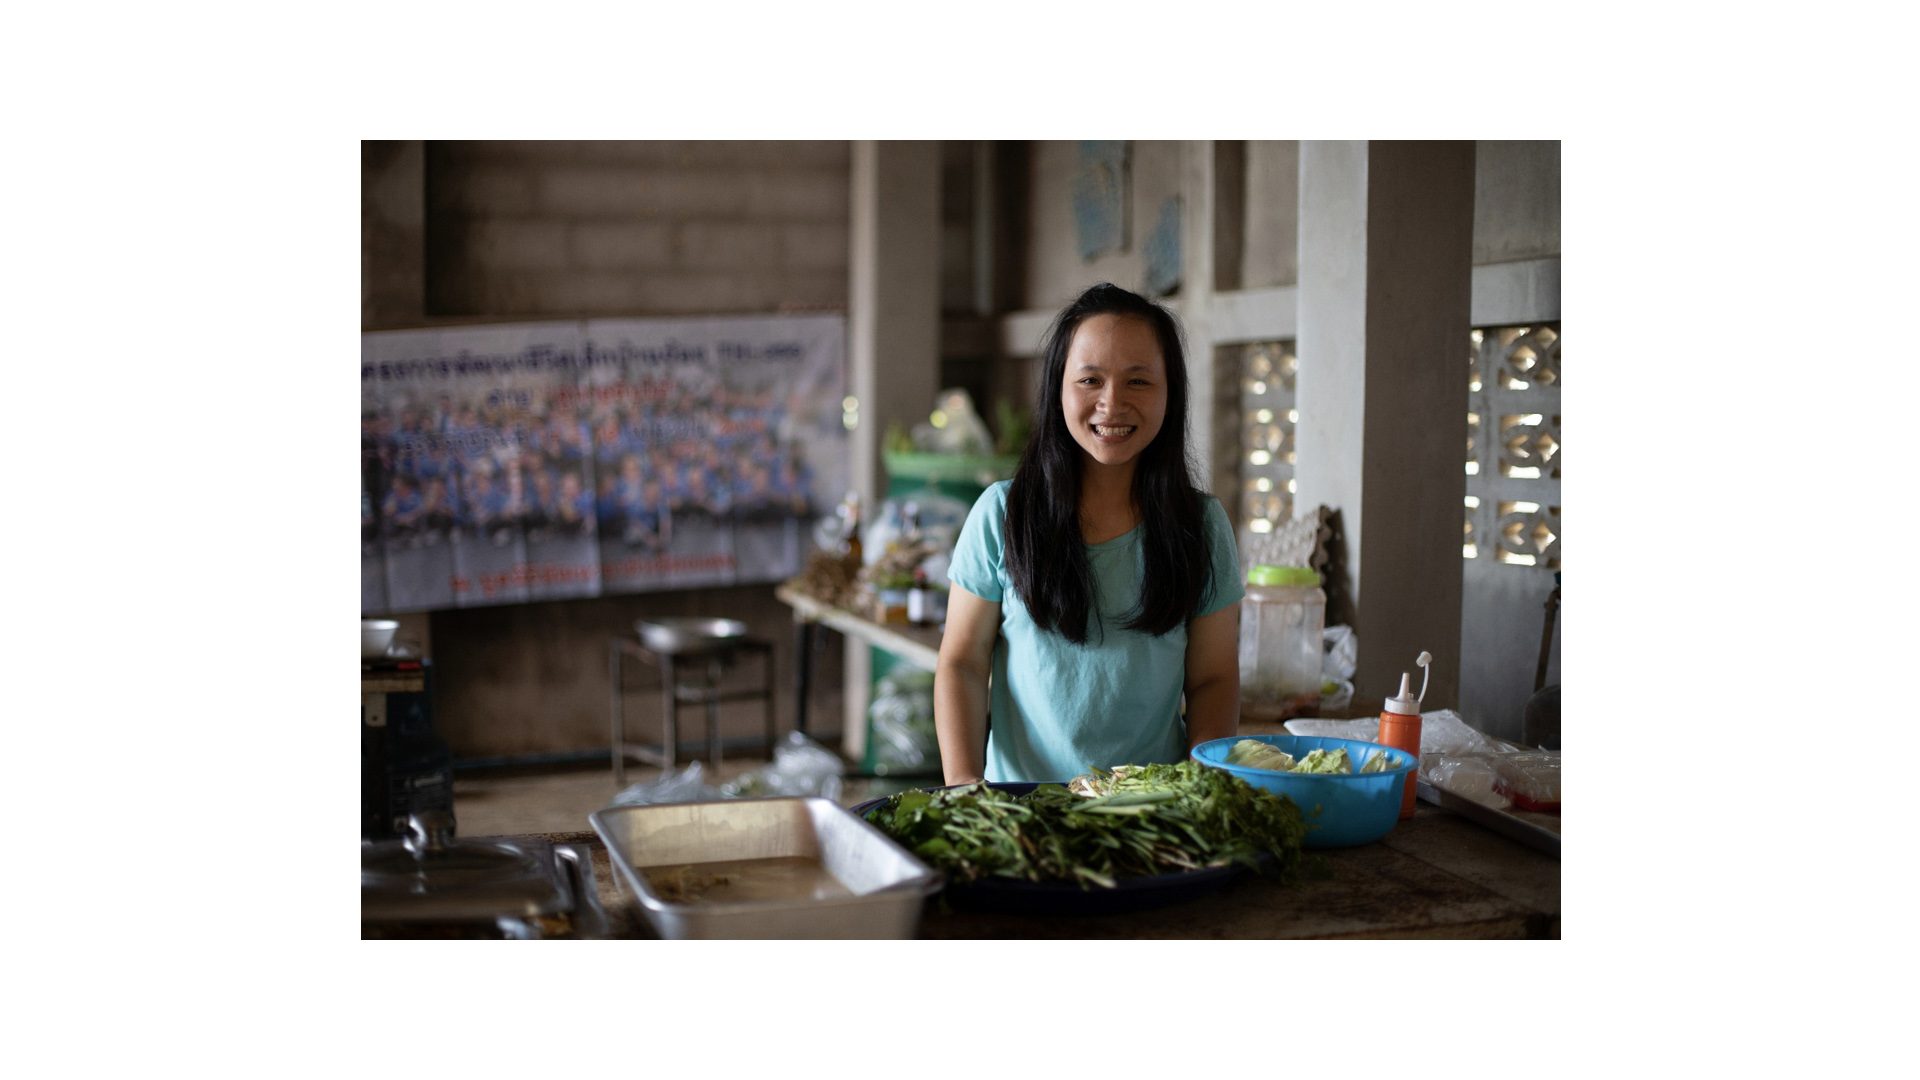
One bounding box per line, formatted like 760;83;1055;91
429;584;843;762
363;141;856;763
362;141;426;329
423;140;851;318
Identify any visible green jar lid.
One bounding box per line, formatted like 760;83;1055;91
1247;564;1319;587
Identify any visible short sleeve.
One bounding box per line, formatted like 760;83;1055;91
947;482;1008;602
1196;496;1245;617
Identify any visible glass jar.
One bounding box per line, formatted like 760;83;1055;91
1238;564;1326;721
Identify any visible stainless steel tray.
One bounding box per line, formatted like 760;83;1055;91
1417;780;1560;857
635;617;748;654
590;797;940;939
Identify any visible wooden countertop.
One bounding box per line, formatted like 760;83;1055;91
532;796;1558;940
913;803;1558;939
586;588;1558;937
775;583;943;669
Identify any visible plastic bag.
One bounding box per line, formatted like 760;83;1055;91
1418;709;1519;758
1321;626;1356;677
867;668;937;776
1285;710;1556;812
722;731;846;800
1488;750;1561;811
1318;626;1356;711
911;388;994;456
1284;709;1518;776
609;761;722;806
1422;755;1511;809
1424;749;1561;813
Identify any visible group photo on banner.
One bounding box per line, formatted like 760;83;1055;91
361;314;849;614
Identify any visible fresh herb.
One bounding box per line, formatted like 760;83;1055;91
864;761;1306;890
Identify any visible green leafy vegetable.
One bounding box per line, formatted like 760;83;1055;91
1360;750;1398;773
1291;748;1352;774
864;761;1306;890
1226;738;1296;771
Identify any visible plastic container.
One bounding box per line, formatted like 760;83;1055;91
1238;565;1326;721
1191;735;1417;848
1376;652;1433;820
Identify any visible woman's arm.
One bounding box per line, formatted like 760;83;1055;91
934;584;1000;784
1182;600;1241;750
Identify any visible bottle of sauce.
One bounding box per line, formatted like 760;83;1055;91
838;490;863;565
1376;651;1432;820
908;566;933;626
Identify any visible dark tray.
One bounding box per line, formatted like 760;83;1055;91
848;782;1265;915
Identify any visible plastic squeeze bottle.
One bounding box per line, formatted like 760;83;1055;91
1376;651;1432;820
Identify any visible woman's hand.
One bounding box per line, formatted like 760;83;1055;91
934;584;999;785
1183;600;1241;749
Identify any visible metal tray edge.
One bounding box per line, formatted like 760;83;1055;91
1417;779;1560;857
587;802;942;923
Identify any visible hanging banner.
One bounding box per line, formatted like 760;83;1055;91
361;314;847;613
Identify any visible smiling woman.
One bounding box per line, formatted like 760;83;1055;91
933;283;1244;785
1061;313;1167;483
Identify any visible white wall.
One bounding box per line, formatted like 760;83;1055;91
1472;140;1561;264
1240;139;1559;281
1021;140;1185;312
1241;140;1301;288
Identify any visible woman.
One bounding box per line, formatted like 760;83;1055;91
934;283;1243;784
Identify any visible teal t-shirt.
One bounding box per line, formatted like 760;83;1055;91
946;480;1244;783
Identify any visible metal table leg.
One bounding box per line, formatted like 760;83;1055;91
762;642;777;756
610;638;627;789
794;619;814;736
660;653;679;770
706;655;723;765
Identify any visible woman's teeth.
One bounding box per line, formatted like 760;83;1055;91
1093;424;1134;438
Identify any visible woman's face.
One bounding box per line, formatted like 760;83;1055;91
1060;314;1168;475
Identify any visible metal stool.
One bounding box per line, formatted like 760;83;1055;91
608;634;776;787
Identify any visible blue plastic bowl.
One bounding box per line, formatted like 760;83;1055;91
1192;734;1417;848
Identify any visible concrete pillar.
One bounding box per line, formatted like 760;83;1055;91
1294;140;1475;707
848;140;942;506
1178;141;1218;491
844;140;942;754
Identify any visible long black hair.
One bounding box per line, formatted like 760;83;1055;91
1004;282;1213;644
